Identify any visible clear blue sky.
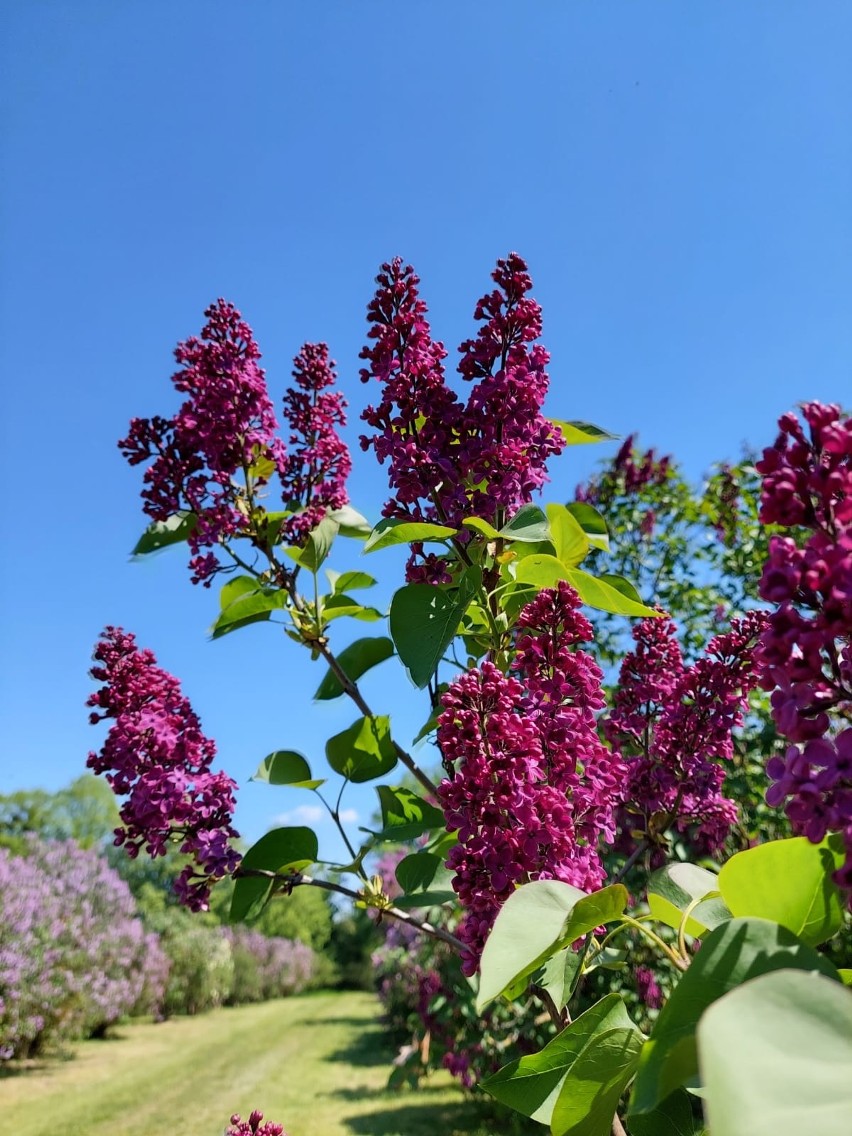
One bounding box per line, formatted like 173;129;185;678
1;2;850;859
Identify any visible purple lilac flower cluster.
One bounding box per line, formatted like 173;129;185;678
280;342;352;544
226;1111;285;1136
87;626;240;910
606;611;769;855
0;838;167;1059
120;300;287;585
755;402;852;885
575;434;671;539
437;583;623;974
360;254;564;580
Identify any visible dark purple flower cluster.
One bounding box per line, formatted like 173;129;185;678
755;402;852;884
87;626;240;910
120;300;287;585
437;583;623;973
635;965;664;1010
577;434;671;507
0;838;167;1059
606;611;769;855
280;342;352;544
360;254;564;578
226;1111;285;1136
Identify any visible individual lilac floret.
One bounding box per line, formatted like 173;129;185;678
120;300;287;585
281;342;351;544
755;401;852;887
226;1111;285;1136
87;626;240;910
607;611;769;856
437;583;623;974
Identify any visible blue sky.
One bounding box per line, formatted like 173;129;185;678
1;2;850;860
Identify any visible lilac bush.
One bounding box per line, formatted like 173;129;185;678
0;837;166;1058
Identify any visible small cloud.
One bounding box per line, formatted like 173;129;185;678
274;803;325;826
273;804;360;827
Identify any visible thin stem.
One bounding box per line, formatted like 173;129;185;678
621;915;688;972
314;786;361;872
236;868;463;950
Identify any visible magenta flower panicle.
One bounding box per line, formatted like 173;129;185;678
280;342;352;545
755;401;852;887
120;299;286;585
87;626;240;910
438;582;623;973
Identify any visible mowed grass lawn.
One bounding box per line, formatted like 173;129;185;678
0;991;508;1136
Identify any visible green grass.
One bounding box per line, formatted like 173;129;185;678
0;991;505;1136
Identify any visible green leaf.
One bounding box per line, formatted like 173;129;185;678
290;515;339;572
481;995;636;1125
477;881;628;1012
314;637;394;700
718;836;846;947
325;715;397;783
230;826;319;922
394;851;456;908
550;1025;643;1136
549;419;618;446
131;511;198;557
363;517;457;553
538;949;584;1012
564;568;657;617
627;1089;702;1136
839;969;852;987
375;785;445;841
321;594;383;622
629;917;841;1115
499;504;551;543
210;579;288;639
698;969;852;1136
389;579;473;689
546;503;591;566
512;558;657;617
565;502;610;552
648;862;731;938
250;750;325;790
325;569;377;594
328;504;372;538
462;516;501;540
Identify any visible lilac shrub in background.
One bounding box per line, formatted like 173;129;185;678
222;927;315;1004
0;837;166;1058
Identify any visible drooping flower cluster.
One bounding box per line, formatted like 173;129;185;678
606;611;769;855
0;838;166;1059
87;627;240;910
360;254;564;580
120;300;287;585
226;1111;285;1136
280;342;351;544
437;583;623;973
754;402;852;885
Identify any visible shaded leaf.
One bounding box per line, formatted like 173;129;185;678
698;969;852;1136
647;862;730;938
550;1025;643;1136
230;826;318;922
328;504;372;538
549;419;618;445
630;917;841;1115
132;511;198;557
389;578;473;689
314;637;394;700
250;750;325;790
566;502;609;551
325;715;397;783
376;785;445;841
499;504;551;543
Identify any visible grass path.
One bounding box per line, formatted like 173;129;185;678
0;992;500;1136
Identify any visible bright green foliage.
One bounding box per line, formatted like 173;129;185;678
375;785;445;842
389;579;475;687
250;749;325;789
132;511;197;556
364;517;458;552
